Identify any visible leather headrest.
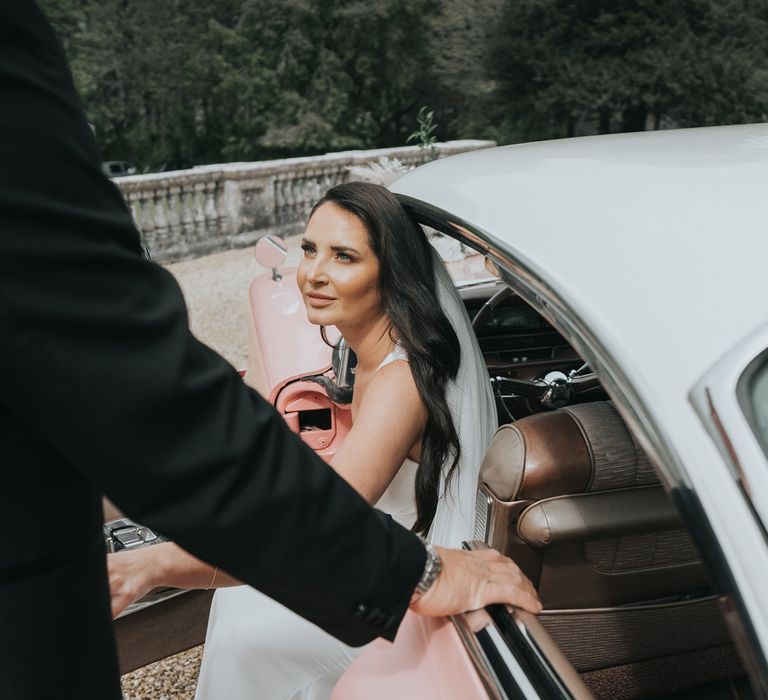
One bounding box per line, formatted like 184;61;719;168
480;401;656;501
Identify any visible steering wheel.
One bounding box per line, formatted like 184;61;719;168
471;286;601;411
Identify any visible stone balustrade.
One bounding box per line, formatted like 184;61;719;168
114;140;495;262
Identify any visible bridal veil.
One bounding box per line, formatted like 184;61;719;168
427;245;498;547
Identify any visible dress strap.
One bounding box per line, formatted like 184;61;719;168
375;344;409;372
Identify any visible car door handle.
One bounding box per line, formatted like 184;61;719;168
103;517;165;553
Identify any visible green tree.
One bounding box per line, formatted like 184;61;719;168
489;0;768;142
41;0;442;168
424;0;505;141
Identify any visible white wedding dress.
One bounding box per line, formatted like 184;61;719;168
194;251;496;700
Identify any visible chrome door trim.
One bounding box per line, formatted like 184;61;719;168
116;587;191;619
451;613;507;700
452;542;590;699
451;605;591;699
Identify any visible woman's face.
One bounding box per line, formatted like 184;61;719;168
297;202;383;329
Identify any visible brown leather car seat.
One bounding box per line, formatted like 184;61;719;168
475;401;738;692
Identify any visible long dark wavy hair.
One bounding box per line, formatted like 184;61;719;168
309;182;461;536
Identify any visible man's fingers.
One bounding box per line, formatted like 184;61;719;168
485;560;541;613
482;579;542;614
463;608;492;633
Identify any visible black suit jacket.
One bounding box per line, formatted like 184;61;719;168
0;3;425;698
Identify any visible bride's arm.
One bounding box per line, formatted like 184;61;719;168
107;541;242;617
330;360;427;505
108;361;425;617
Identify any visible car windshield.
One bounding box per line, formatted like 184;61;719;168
741;351;768;458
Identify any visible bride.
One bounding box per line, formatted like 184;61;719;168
108;182;502;698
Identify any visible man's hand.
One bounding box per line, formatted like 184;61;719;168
409;546;542;617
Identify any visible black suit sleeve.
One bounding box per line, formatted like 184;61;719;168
0;0;424;645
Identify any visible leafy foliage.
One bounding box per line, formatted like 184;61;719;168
39;0;768;170
489;0;768;141
407;106;438;157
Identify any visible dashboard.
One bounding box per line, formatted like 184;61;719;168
461;284;605;420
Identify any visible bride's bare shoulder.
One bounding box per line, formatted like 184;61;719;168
357;359;425;421
331;359;426;503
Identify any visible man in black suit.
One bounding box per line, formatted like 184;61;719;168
0;2;539;698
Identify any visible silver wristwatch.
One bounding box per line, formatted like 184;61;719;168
411;536;443;602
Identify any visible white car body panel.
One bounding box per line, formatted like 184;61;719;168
392;123;768;668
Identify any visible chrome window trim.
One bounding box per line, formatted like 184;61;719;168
397;194;768;692
737;350;768;461
689;319;768;538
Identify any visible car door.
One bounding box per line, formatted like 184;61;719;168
331;542;592;700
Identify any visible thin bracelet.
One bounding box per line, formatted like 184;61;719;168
205;566;218;590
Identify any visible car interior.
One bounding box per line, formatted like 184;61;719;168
463;276;754;699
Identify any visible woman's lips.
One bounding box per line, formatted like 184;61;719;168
306;292;336;308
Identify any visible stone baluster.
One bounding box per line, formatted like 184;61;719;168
274;177;287;226
203;180;219;237
124;190;147;237
166;185;182;245
214;181;227;237
193;182;207;239
179;184;196;240
285;175;298;224
278;176;291;226
289;175;303;223
142;193;157;238
153;188;169;247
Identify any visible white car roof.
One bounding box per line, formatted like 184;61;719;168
392;124;768;399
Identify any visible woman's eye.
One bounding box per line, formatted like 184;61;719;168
337;252;353;262
301;244;315;256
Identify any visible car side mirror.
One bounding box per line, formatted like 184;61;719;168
254;235;288;281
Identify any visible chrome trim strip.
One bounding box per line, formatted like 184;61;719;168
481;619;544;698
451;614;507;700
116;587;191;619
689;324;768;535
474;488;493;543
398;195;768;688
451;607;582;700
456;542;589;699
454;276;500;291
